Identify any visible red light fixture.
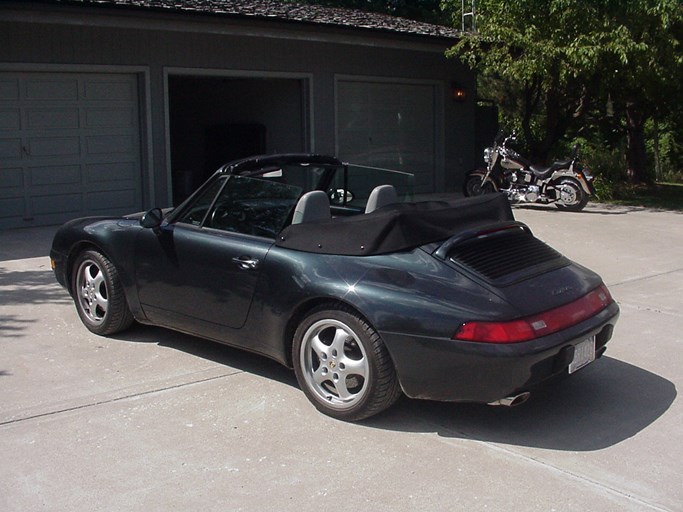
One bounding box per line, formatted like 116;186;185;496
451;82;467;102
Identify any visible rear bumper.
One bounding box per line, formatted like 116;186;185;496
382;301;619;403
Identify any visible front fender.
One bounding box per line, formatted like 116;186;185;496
51;217;147;321
464;168;501;193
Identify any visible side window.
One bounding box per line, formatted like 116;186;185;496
175;177;226;226
207;176;302;238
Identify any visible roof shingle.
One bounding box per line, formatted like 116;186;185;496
39;0;461;39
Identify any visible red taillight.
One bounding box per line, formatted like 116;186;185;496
453;284;613;343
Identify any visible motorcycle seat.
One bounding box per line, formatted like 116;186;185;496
530;158;572;179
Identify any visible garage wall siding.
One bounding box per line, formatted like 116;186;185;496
0;11;475;226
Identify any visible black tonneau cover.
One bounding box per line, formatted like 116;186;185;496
276;193;514;255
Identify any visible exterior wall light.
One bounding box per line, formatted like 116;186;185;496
451;83;467;102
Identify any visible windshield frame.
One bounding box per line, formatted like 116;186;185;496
166;157;416;227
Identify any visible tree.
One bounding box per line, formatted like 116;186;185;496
445;0;683;182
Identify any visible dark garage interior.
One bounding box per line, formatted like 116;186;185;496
168;75;308;204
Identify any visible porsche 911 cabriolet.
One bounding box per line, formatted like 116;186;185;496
50;154;619;421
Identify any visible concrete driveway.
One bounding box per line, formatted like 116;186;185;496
1;202;681;512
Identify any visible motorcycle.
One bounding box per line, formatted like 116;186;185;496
463;134;595;211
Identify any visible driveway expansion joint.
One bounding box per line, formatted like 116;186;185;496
0;368;243;427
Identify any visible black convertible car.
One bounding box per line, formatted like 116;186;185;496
50;154;619;420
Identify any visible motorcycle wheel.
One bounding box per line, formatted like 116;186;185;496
555;178;589;212
463;172;496;197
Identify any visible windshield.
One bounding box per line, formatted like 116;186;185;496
247;163;331;192
329;164;414;208
169;158;416;230
245;161;415;211
175;175;303;238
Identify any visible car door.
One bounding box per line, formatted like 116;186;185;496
135;174;301;333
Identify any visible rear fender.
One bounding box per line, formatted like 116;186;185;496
551;171;593;195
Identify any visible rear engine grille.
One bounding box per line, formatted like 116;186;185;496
448;229;566;282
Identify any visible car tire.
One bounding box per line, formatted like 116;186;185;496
293;305;401;421
72;250;134;335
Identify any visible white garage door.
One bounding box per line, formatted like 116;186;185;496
337;80;437;194
0;72;142;229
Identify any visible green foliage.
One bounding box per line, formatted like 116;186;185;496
646;119;683;183
444;0;683;184
596;182;683;211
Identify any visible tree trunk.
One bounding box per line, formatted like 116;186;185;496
653;118;662;182
625;101;650;184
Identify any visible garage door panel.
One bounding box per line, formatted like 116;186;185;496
1;168;23;189
0;79;20;100
85;107;135;128
86;134;135;155
31;193;82;216
27;108;80;130
337;80;437;194
0;138;22;158
87;162;137;183
86;189;137;211
0;197;24;219
0;108;21;130
85;79;136;101
0;71;142;228
371;131;395;147
25;79;79;100
29;137;80;158
30;165;81;186
412;167;435;189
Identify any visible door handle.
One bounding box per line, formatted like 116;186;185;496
232;256;259;270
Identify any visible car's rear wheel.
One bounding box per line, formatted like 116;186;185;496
293;305;401;421
72;250;134;335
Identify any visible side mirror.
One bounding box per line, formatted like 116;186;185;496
328;188;355;206
140;208;163;229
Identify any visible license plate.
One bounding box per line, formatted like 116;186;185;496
569;337;596;374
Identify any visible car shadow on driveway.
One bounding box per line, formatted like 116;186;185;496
112;323;299;389
365;356;676;452
113;324;674;452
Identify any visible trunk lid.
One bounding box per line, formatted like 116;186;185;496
434;221;603;316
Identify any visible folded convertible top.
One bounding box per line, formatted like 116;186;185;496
276;193;514;255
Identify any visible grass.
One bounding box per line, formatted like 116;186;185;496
597;182;683;211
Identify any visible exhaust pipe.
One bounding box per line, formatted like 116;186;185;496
488;392;531;407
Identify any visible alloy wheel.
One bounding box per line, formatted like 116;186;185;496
76;259;109;325
299;318;370;410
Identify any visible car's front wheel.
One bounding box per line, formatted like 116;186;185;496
72;250;134;335
293;305;401;421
